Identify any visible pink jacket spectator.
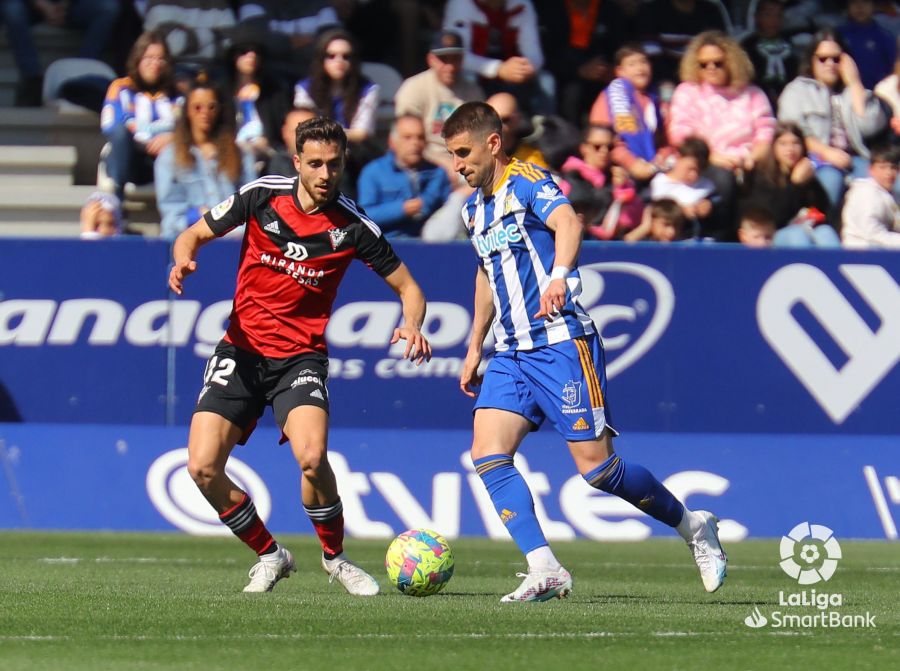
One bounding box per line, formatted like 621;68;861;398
668;82;775;160
560;156;643;240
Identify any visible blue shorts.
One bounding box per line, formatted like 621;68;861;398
474;334;617;441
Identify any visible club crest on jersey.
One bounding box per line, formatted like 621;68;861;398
329;227;348;250
210;195;234;220
562;380;582;408
502;190;521;216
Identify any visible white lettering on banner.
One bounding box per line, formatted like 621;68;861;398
862;465;899;539
579;262;675;379
47;299;125;345
758;264;900;424
326;301;402;348
146;448;271;536
370;472;461;536
0;299;56;345
193;300;232;357
125;300;200;346
374;357;463;378
146;448;744;541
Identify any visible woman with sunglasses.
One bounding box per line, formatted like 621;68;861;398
668;31;775;239
155;75;256;239
778;29;887;209
293;29;378;145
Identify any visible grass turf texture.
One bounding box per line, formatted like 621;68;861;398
0;533;896;670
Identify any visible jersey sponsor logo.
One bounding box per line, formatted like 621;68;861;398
310;388;325;400
578;262;675;380
757;263;900;424
259;252;323;286
210;195;234;221
473;223;522;257
329;227;348;250
285;241;308;261
290;371;323;388
146;448;271;536
264;220;281;234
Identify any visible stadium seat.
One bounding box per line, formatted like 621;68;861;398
361;61;403;125
42;58;117;108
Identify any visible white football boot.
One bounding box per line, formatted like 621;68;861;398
687;511;727;593
243;546;296;593
322;554;380;596
500;567;573;603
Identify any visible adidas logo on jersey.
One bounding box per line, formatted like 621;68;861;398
264;221;281;234
310;389;324;400
572;417;590;431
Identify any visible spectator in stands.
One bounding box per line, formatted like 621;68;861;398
101;31;177;203
293;29;379;146
778;30;887;208
561;123;643;240
621;197;688;242
226;22;291;167
635;0;727;84
841;145;900;247
142;0;236;62
874;43;900;138
743;122;833;237
0;0;121;106
740;0;798;107
443;0;552;113
486;92;548;168
589;44;669;183
394;30;484;176
265;105;318;177
357;115;451;238
839;0;896;90
535;0;632;122
670;31;775;238
236;0;339;79
79;191;122;239
736;205;776;247
154;75;256;239
650;137;717;239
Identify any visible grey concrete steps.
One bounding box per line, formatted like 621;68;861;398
0;145;76;185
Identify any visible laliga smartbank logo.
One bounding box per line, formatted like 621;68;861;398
743;522;876;630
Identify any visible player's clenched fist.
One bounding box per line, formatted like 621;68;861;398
168;259;197;295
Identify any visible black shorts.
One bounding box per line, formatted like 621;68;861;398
195;340;329;444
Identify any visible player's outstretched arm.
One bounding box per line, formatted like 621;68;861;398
168;218;217;295
383;262;432;365
461;267;495;398
535;203;582;321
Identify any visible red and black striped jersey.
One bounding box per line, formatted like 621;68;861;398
203;175;402;358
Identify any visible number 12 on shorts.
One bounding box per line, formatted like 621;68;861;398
204;356;236;386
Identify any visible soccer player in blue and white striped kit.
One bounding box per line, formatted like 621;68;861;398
442;102;727;602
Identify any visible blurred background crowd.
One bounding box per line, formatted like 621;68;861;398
4;0;900;248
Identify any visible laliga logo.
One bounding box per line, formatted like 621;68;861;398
779;522;842;585
579;262;674;378
146;448;271;535
758;264;900;424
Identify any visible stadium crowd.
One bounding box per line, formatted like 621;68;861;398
7;0;900;248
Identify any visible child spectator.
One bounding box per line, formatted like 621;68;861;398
589;44;669;183
737;204;776;247
79;191;122;239
649;137;716;238
630;198;687;243
838;0;896;90
841;145;900;247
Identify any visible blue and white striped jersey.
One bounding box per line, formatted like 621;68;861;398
463;159;595;352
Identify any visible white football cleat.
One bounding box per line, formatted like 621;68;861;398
500;567;572;603
243;546;296;593
688;511;727;593
322;554;380;596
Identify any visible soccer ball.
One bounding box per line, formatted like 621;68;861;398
385;528;454;596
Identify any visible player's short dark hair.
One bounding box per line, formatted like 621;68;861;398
649;198;686;226
441;101;502;140
295;116;347;155
739;203;776;228
677;136;710;170
614;43;648;66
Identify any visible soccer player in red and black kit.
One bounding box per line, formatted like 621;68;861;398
168;117;432;594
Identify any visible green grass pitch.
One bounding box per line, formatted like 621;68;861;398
0;532;897;670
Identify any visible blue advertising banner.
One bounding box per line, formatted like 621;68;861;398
1;239;900;434
0;423;897;540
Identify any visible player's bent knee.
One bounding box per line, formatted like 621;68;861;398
293;443;328;476
186;459;220;490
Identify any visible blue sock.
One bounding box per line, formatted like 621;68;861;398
474;454;548;554
584;455;685;528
